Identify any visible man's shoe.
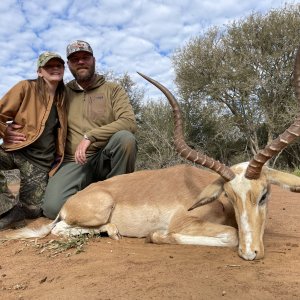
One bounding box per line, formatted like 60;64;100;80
0;206;25;230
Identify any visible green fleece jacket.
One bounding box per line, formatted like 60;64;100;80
65;74;137;160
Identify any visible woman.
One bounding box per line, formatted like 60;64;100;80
0;51;67;229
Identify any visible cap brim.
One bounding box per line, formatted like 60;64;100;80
40;57;65;67
67;50;93;58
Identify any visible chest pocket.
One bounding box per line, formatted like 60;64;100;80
87;94;106;121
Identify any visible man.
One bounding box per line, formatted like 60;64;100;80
42;40;137;219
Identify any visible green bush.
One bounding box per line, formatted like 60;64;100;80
292;168;300;177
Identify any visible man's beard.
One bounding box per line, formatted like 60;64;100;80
70;63;96;84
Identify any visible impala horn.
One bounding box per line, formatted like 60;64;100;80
137;72;235;182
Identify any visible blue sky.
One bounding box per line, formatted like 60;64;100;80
0;0;295;100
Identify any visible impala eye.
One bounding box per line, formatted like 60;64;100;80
259;192;268;205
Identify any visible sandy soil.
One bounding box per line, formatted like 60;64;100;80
0;182;299;300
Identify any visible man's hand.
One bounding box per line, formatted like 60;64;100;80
3;124;26;144
75;139;91;165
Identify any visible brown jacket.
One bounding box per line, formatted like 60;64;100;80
0;80;67;176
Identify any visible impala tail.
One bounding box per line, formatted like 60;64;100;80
0;215;60;240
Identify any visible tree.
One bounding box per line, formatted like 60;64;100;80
115;72;144;121
135;100;182;170
183;97;247;165
172;5;300;167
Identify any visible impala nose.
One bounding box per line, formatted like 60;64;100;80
238;248;257;261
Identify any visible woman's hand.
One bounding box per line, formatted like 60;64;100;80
3;123;26;144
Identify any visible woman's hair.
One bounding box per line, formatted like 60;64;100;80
35;76;65;107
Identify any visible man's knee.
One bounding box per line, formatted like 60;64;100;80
112;130;137;153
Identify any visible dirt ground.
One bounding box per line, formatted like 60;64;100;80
0;183;299;300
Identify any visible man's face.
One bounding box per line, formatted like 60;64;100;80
67;51;95;83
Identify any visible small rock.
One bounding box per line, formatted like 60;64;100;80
40;276;47;284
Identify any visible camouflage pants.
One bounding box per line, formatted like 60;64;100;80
0;147;49;216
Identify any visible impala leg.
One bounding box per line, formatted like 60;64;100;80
99;223;121;240
51;221;121;239
148;219;238;247
57;191;121;238
62;191;115;227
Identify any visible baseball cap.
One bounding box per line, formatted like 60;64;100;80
37;52;65;69
66;40;93;58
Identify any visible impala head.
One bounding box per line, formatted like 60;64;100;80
222;163;269;260
185;161;271;260
138;45;300;260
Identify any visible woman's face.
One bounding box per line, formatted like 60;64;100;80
38;58;65;84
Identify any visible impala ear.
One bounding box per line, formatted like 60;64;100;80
266;168;300;192
188;177;225;211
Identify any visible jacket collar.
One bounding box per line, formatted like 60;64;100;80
67;74;105;91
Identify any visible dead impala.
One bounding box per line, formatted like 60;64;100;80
1;47;300;261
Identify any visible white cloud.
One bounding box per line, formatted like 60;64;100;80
0;0;296;99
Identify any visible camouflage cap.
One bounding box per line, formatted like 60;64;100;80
66;40;93;58
37;52;64;69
